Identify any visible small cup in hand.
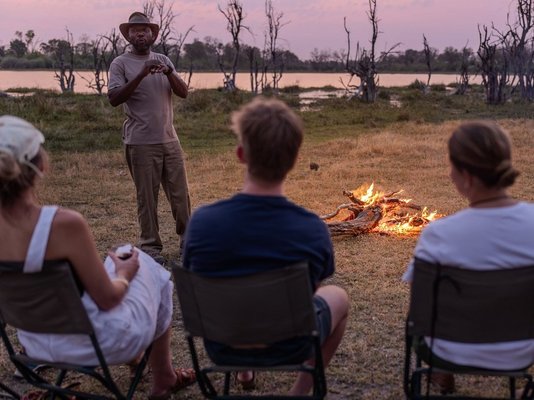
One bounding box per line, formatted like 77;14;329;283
115;244;134;260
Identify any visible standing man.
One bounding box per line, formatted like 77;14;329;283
108;12;190;264
182;97;349;395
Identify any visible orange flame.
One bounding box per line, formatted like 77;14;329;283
344;183;441;235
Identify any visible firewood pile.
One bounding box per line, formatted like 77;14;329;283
320;183;441;236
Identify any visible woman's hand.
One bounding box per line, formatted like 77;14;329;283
108;249;140;282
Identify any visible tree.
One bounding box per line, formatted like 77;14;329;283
244;44;262;93
24;30;37;53
477;25;510;104
143;0;194;84
422;34;434;90
498;0;534;100
342;0;399;102
9;39;26;58
218;0;250;91
143;0;175;56
455;45;473;95
41;30;76;93
264;0;288;92
78;36;108;95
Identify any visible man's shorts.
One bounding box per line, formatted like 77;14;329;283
205;294;332;366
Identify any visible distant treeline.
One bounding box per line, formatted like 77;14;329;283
0;31;476;73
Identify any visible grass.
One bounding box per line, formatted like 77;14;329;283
1;90;534;398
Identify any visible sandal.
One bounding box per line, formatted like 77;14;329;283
235;371;256;391
148;368;196;400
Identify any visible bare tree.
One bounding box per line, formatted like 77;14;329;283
218;0;250;91
422;34;432;91
496;0;534;100
455;44;472;95
171;25;194;73
264;0;288;92
245;45;261;94
143;0;175;56
101;29;128;86
477;24;510;104
342;0;399;102
143;0;194;87
78;36;109;95
40;28;76;93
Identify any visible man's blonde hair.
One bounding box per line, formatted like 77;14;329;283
231;97;303;182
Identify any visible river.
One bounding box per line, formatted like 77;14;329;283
0;70;481;94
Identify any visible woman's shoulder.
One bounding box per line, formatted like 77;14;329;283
52;207;89;233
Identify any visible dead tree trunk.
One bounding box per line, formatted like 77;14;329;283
143;0;175;56
144;0;194;86
423;34;432;92
102;29;128;87
477;24;510;104
499;0;534;101
55;29;75;93
264;0;286;92
342;0;399;102
78;36;108;95
455;45;472;95
246;46;260;94
218;0;249;92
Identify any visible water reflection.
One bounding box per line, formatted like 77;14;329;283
0;70;482;94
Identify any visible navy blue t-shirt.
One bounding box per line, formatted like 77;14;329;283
182;193;334;289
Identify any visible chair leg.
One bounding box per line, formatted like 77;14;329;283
510;377;517;399
521;376;534;399
0;381;20;399
54;370;67;388
223;372;231;395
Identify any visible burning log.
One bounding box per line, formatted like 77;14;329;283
321;183;441;236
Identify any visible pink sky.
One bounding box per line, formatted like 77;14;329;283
0;0;513;59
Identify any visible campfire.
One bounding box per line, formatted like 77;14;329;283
321;183;442;236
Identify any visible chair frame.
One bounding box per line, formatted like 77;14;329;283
0;379;19;399
404;258;534;400
173;263;327;400
0;261;151;400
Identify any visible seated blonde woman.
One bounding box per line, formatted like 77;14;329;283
403;121;534;393
0;115;194;400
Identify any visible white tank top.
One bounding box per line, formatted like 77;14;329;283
23;206;58;274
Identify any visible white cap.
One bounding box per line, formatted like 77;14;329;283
0;115;45;163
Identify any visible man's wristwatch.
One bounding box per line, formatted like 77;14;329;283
164;65;174;76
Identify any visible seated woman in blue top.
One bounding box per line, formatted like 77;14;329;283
182;97;350;395
403;121;534;393
0;115;195;400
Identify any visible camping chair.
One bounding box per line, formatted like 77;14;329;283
404;258;534;400
173;262;327;400
0;379;19;399
0;260;151;400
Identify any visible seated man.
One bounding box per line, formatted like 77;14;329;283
182;97;349;395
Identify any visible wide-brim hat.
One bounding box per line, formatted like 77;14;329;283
119;12;160;42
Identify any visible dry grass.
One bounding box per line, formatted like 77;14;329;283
3;119;534;399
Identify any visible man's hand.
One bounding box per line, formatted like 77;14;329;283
141;59;163;77
142;59;172;76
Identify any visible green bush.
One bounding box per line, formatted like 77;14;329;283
407;79;426;90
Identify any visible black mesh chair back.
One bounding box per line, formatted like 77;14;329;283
404;258;534;399
174;262;327;399
0;261;150;400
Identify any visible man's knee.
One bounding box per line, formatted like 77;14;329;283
316;285;349;325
